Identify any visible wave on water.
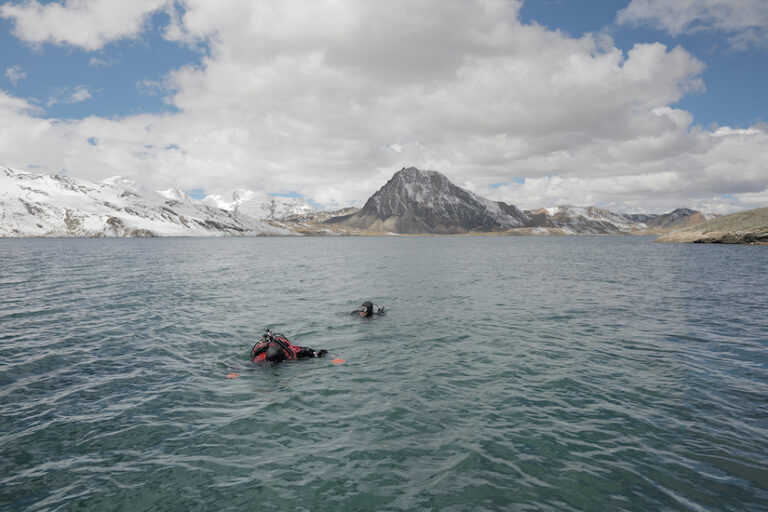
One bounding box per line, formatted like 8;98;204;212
1;237;767;511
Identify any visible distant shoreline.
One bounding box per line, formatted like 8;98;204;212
655;207;768;245
655;230;768;245
0;232;665;240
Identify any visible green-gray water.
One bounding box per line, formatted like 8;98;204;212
1;236;767;511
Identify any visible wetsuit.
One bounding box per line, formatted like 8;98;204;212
354;301;385;317
250;332;327;363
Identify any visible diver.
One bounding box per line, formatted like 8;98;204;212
250;329;327;364
355;301;385;318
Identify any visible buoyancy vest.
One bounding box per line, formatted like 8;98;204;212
250;333;300;362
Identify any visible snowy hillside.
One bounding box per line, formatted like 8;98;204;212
0;167;291;237
524;205;714;234
202;189;315;220
526;205;647;234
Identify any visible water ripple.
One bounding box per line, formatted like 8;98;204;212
1;237;766;511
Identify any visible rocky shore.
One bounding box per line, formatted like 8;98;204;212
656;207;768;245
656;229;768;244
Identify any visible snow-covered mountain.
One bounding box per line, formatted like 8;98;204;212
524;206;715;234
0;167;291;237
202;189;315;220
333;167;530;233
525;205;642;234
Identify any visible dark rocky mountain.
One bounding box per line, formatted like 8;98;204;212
329;167;529;234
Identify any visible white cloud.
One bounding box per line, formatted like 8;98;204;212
618;0;768;49
481;121;768;213
65;86;92;104
137;78;164;96
90;56;118;67
0;89;39;114
44;85;92;107
0;0;168;50
4;65;26;85
0;0;766;214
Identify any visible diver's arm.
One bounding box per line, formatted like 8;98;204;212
295;346;328;358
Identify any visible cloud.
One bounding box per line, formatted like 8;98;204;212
0;0;766;214
65;86;92;104
90;55;118;67
0;0;168;50
44;85;92;107
0;89;39;114
481;121;768;213
4;65;26;85
136;78;164;96
618;0;768;49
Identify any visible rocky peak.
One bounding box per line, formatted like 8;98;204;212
363;167;473;216
660;207;692;218
341;167;529;233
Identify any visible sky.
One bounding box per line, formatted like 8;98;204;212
1;0;767;214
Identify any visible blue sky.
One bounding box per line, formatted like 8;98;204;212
0;10;200;119
0;0;766;213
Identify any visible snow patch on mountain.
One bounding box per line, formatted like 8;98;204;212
535;205;645;233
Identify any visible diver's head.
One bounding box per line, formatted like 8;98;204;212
359;301;374;317
265;343;287;363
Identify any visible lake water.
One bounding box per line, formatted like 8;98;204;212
1;236;767;511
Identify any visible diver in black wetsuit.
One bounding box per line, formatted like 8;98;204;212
250;329;327;364
355;301;384;318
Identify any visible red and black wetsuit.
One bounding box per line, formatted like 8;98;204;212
250;332;326;363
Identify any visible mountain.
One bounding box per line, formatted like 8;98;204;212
1;164;716;238
525;206;646;234
269;207;363;236
656;207;768;244
522;206;714;235
202;189;315;220
326;167;709;235
627;208;714;232
330;167;529;234
0;167;290;237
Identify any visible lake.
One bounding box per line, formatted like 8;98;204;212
1;236;767;511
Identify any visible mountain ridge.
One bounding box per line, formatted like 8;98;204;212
328;167;713;235
0;166;292;237
1;164;718;237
